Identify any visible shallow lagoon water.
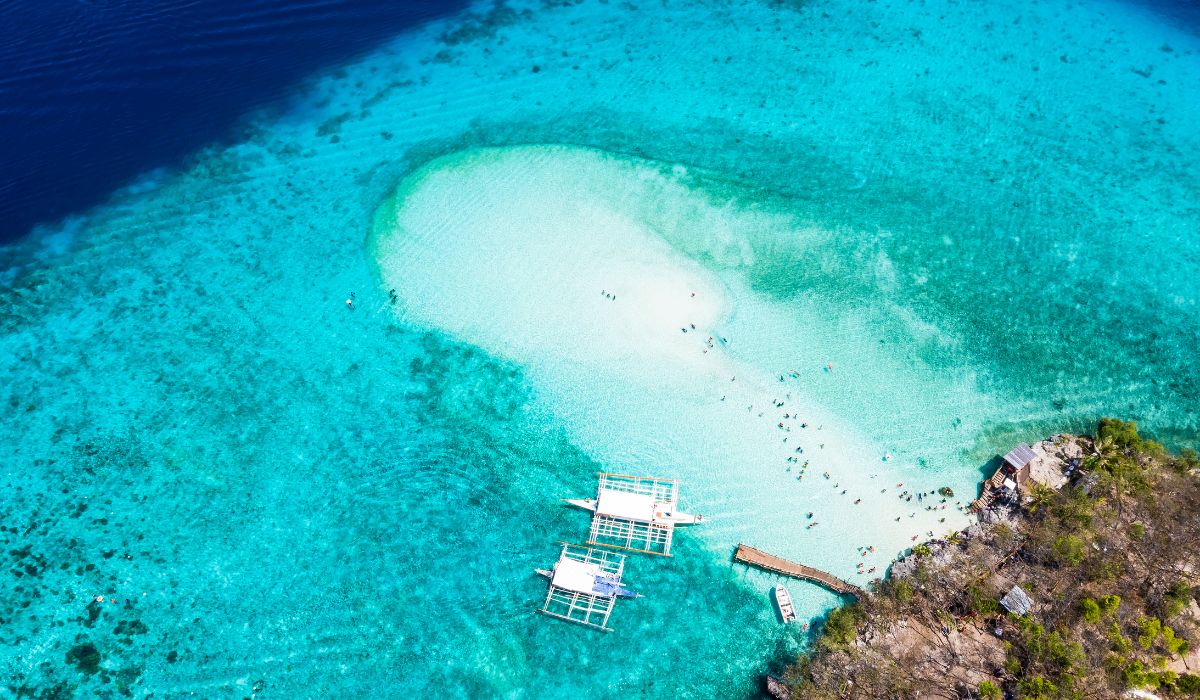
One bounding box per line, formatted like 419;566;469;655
2;0;1199;697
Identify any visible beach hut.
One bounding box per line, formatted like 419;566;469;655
1000;585;1034;616
535;543;640;631
998;444;1036;501
565;472;703;556
1003;444;1036;489
1003;444;1036;471
972;443;1045;511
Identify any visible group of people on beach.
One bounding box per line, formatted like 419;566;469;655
856;544;878;575
665;294;973;579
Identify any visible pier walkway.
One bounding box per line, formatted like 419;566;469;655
734;544;864;598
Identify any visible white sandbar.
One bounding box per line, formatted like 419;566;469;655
372;145;968;607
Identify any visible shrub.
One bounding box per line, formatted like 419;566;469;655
820;604;862;649
1176;673;1200;693
1050;634;1086;671
1128;523;1145;541
1138;617;1162;650
1052;535;1086;566
1094;558;1124;581
1162;625;1189;656
1098;418;1143;451
969;586;1001;616
1099;595;1121;616
1018;675;1058;699
1080;598;1101;624
978;680;1001;699
1123;660;1153;688
1052;486;1095;527
1005;654;1022;675
1173;448;1200;474
1109;623;1133;654
912;544;932;558
1099;454;1151;499
1166;581;1194;616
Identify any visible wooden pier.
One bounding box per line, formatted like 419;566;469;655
734;544;864;598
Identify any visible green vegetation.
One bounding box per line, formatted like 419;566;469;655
780;421;1200;699
1051;534;1086;566
978;680;1001;699
818;605;865;650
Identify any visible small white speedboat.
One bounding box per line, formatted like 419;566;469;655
773;585;797;623
564;496;705;525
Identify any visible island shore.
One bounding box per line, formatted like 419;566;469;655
771;419;1200;700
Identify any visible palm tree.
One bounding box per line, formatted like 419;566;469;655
1026;483;1055;515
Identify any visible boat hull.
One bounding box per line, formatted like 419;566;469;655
563;498;704;525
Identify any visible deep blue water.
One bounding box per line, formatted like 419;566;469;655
1;0;1197;244
0;0;467;243
1140;0;1200;28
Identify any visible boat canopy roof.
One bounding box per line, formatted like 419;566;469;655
596;489;657;521
552;557;602;594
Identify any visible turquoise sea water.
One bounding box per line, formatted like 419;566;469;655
3;0;1199;697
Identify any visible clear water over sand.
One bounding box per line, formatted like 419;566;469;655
2;0;1198;697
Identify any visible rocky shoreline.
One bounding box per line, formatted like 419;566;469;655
770;421;1200;700
889;434;1087;581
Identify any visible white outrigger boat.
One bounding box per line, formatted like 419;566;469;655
564;491;704;526
773;585;797;623
567;473;704;556
534;562;642;600
536;544;641;631
561;475;700;530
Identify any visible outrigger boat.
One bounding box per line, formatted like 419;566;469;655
568;473;704;556
564;493;704;526
536;544;641;631
535;564;641;600
773;585;797;623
